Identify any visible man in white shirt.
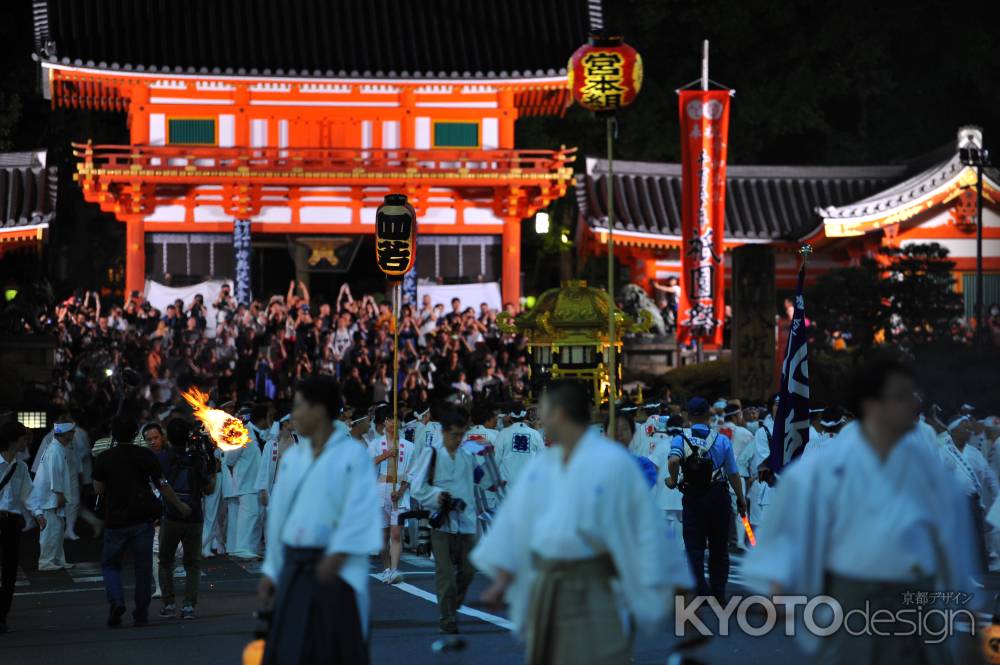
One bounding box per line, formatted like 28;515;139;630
741;358;980;663
410;407;481;634
1;422;33;633
494;404;544;487
367;406;414;585
473;381;688;665
258;376;381;665
28;422;75;571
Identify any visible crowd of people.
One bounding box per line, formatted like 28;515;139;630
27;281;529;440
1;279;999;664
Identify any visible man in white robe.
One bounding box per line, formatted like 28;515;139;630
473;381;690;665
200;445;225;557
222;437;262;560
740;359;981;664
255;416;295;506
259;376;381;665
27;423;75;570
719;403;755;550
646;418;686;561
494;406;544;488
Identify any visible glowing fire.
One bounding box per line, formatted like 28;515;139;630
741;515;757;547
182;387;250;451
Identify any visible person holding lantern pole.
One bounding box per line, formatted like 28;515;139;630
367;404;414;585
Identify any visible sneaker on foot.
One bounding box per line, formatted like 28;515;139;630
159;604;176;618
107;604;126;628
152;589;162;599
386;569;403;584
377;568;391;583
181;606;195;620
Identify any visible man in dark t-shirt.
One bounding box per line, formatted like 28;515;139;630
92;416;190;628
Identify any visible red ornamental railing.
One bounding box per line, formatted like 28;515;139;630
72;142;576;180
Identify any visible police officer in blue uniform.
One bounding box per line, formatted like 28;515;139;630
666;397;747;601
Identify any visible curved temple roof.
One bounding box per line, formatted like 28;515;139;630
33;0;599;81
0;151;57;234
577;157;903;244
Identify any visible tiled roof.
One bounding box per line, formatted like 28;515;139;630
1;151;57;230
577;157;905;242
35;0;598;80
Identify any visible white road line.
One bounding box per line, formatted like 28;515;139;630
72;575;104;583
371;576;514;631
14;587;104;597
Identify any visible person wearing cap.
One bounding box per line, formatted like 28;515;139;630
494;403;544;489
1;421;33;634
368;405;414;585
665;396;746;601
32;414;94;538
27;421;76;571
719;402;755;551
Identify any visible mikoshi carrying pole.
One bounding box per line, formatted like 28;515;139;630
375;194;418;489
568;31;643;434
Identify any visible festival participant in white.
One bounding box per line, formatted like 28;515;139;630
719;402;755;551
27;422;75;571
628;402;658;456
32;414;96;540
409;407;482;634
258;376;381;665
747;394;778;535
473;381;688;665
200;443;225;558
741;358;981;663
255;415;297;508
494;403;544;487
0;422;33;634
222;417;262;560
646;415;686;560
367;406;414;585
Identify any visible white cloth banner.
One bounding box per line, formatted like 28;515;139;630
417;282;502;312
145;279;231;338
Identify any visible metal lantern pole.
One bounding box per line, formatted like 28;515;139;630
606;116;616;437
975;161;985;350
390;281;401;490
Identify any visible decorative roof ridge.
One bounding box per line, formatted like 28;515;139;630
585;157;906;180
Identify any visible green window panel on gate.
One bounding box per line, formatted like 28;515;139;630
433;121;480;148
168;118;217;145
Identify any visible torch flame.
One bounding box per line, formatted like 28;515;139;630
741;515;757;547
182;387;249;451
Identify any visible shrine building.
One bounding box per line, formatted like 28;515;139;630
30;0;600;304
577;128;1000;316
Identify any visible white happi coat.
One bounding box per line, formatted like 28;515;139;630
255;432;300;496
262;429;382;636
464;425;498;448
471;429;692;638
647;432;683;513
494;422;544;486
367;434;415;504
28;442;72;514
629;415;657;457
33;428;92;484
740;421;981;654
222;442;262;498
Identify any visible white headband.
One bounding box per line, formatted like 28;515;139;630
948;415;971;431
53;422;75;435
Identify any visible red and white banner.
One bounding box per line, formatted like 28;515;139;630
677;89;731;348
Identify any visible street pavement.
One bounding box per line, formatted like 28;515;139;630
3;532;816;665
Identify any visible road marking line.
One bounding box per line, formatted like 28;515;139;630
371;576;514;631
72;575;104;583
15;587;103;597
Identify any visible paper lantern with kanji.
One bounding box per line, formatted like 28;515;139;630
375;194;417;279
568;34;643;114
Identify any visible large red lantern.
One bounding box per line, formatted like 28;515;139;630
568;33;643;114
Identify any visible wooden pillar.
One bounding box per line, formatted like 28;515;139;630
502;216;521;307
730;245;776;401
124;215;146;297
498;88;516;148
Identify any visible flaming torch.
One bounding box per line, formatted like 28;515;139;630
182;387;250;451
741;515;757;547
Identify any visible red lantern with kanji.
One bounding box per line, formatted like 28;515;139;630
568;33;643;114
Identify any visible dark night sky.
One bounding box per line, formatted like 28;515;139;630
2;0;997;290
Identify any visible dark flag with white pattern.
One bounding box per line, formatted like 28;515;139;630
768;257;810;473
